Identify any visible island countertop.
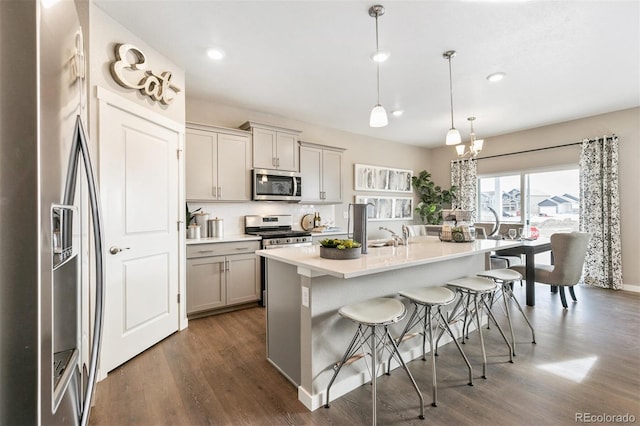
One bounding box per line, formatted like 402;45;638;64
256;237;521;279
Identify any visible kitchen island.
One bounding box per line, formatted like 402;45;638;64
257;237;520;411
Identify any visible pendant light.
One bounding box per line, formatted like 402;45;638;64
443;50;461;145
369;5;388;128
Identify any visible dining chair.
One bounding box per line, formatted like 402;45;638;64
510;232;590;309
403;224;429;237
473;226;523;270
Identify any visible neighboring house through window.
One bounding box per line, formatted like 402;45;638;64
478;167;579;238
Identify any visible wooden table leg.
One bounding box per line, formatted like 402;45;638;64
525;251;535;306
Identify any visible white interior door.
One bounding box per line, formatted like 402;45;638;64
98;95;180;375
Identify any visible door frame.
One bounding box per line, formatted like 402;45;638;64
95;86;187;377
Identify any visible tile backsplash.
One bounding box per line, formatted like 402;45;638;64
186;201;340;236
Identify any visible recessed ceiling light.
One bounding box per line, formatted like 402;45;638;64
392;109;404;117
486;72;506;82
207;48;225;60
371;50;390;63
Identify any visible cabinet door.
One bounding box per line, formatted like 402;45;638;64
217;133;250;201
299;146;322;202
322;149;343;203
226;253;260;305
186;256;226;314
275;132;298;171
185;129;217;200
252;127;277;169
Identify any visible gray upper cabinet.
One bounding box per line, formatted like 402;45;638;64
299;141;345;204
185;122;251;201
240;121;301;171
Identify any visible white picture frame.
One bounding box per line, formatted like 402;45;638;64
354;164;413;193
355;196;413;221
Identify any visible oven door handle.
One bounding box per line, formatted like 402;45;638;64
263;242;312;249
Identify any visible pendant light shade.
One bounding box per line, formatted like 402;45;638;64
369;5;388;128
443;50;460;145
370;104;388;127
446;128;461;145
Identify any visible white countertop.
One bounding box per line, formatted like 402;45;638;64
186;234;261;245
257;236;521;279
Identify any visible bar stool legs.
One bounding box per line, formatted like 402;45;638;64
388;287;473;407
324;298;424;424
446;277;514;379
478;269;536;355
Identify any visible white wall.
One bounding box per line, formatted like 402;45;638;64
186;97;432;239
429;107;640;289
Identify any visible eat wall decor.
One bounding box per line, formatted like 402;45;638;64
110;43;181;105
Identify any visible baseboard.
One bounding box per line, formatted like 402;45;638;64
622;284;640;293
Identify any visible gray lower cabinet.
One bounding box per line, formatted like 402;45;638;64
186;241;260;315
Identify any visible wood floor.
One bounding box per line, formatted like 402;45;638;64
90;284;640;425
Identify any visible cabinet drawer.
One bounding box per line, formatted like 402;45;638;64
187;241;260;258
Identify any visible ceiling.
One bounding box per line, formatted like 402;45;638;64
94;0;639;148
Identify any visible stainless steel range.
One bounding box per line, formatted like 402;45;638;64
245;215;312;249
245;215;312;306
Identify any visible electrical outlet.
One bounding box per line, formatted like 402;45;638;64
343;211;349;219
301;286;309;307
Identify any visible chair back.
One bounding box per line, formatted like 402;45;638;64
547;232;591;286
403;225;428;237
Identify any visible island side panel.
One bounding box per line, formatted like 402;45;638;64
265;259;301;385
304;252;485;408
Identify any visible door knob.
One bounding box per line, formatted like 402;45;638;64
109;246;130;255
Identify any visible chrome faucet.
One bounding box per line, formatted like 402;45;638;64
379;226;405;246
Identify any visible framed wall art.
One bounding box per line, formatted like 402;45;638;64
354;164;413;193
355;196;413;221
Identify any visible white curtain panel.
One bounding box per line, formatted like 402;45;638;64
579;136;623;289
450;159;477;223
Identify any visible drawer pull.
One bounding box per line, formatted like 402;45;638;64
197;250;215;253
235;247;250;250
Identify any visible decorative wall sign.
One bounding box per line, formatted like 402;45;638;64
354;164;413;192
355;196;413;221
110;43;181;105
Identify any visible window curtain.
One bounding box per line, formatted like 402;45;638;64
450;159;477;222
579;136;623;289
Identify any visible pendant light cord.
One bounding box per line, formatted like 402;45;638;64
375;13;381;105
448;56;455;128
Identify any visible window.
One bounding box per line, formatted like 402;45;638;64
478;168;579;239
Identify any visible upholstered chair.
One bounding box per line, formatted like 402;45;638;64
510;232;590;309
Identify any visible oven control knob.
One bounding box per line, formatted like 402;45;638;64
286;238;292;244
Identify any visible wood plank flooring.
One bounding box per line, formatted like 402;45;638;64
90;284;640;425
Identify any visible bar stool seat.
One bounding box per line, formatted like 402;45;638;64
325;297;425;424
390;286;473;407
339;297;407;325
445;277;514;379
477;269;536;356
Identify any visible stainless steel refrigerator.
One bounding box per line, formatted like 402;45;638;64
0;1;104;424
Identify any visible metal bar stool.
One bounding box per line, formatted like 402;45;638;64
444;277;514;379
477;269;536;356
324;297;425;424
388;286;473;407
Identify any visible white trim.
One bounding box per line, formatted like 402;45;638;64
95;86;184;133
622;284;640;293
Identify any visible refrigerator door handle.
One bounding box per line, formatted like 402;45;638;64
64;115;105;426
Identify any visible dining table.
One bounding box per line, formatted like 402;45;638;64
494;237;553;306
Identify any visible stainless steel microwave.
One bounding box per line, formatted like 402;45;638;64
252;169;302;201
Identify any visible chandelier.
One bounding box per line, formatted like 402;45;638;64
456;116;484;158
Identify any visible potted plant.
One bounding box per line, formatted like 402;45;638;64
319;238;362;259
412;170;457;225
